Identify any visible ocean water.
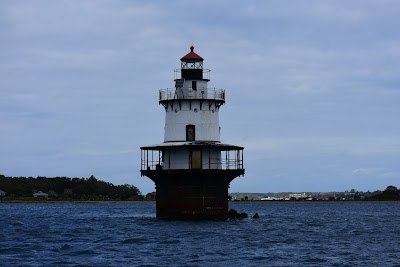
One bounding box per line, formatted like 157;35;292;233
1;202;400;267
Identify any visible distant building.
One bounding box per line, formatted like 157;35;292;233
146;192;156;201
335;192;357;200
315;194;335;201
33;191;48;198
288;193;308;200
260;196;282;201
0;189;6;197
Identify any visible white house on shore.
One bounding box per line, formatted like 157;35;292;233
0;190;5;197
288;193;310;200
33;191;48;198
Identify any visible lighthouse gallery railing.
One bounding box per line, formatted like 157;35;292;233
141;149;244;172
159;88;225;102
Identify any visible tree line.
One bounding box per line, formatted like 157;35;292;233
0;174;143;201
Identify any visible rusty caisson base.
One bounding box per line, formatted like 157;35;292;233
142;170;244;220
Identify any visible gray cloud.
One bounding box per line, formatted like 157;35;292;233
1;0;399;193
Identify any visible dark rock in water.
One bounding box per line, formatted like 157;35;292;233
228;209;248;219
252;213;260;219
228;209;238;220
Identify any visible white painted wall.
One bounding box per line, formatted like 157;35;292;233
164;100;221;142
175;80;210;99
162;148;222;170
202;148;222;170
161;70;224;169
163;148;189;169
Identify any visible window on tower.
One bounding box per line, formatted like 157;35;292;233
186;125;195;141
192;81;197;90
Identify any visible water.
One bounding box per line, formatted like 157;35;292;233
1;202;400;266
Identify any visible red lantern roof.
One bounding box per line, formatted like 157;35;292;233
180;46;204;61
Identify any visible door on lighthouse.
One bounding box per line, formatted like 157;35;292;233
191;150;202;169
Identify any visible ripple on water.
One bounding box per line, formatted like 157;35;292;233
60;244;72;250
121;236;148;244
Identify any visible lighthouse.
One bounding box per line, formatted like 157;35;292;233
140;46;244;220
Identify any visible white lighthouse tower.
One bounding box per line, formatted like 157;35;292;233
140;46;244;220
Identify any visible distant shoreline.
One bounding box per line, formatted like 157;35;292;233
231;200;400;204
0;200;149;204
1;200;399;204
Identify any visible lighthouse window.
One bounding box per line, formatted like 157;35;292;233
192;81;197;90
186;125;195;141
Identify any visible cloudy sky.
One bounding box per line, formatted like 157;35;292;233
1;0;399;194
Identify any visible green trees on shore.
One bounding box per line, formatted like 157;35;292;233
0;174;143;201
364;186;400;201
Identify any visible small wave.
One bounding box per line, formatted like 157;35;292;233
60;244;72;250
0;247;26;253
303;257;327;263
160;239;181;244
122;236;147;244
67;249;97;256
249;255;271;261
12;221;25;226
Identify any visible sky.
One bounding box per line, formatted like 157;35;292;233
1;0;399;194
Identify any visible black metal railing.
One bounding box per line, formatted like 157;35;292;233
140;149;244;171
159;88;225;102
174;69;210;80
